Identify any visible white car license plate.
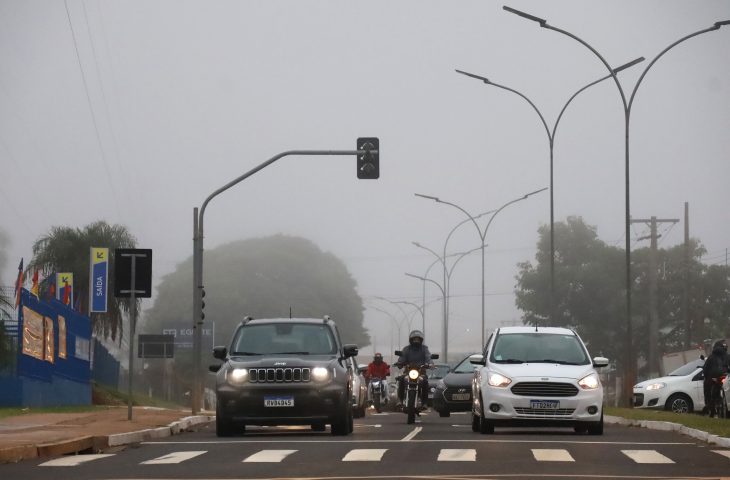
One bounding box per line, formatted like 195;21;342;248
531;400;559;409
451;393;470;401
264;396;294;407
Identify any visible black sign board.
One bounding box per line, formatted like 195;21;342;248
114;248;152;298
138;334;175;358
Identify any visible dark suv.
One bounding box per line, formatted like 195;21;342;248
211;316;358;436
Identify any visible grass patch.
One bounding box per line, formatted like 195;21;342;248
92;382;182;410
607;407;730;438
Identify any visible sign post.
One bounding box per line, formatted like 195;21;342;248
115;248;152;421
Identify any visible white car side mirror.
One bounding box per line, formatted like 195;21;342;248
469;354;486;366
593;356;609;368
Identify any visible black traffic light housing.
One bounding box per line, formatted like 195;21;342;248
357;137;379;179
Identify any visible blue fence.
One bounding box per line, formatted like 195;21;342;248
0;289;92;407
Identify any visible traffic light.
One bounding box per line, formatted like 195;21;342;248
200;287;206;320
357;137;379;179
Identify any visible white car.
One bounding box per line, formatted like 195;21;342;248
471;326;608;435
633;358;705;413
347;358;368;418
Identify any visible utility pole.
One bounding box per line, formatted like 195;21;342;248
683;202;690;349
633;215;679;377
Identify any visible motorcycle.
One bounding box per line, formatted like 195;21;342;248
368;376;387;413
394;351;440;424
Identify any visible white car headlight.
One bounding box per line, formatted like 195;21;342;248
312;367;329;382
578;373;600;390
487;372;512;388
408;369;420;380
645;382;666;391
228;368;248;385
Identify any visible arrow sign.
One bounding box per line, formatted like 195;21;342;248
89;247;109;312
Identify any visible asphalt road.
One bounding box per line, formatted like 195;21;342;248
4;409;730;479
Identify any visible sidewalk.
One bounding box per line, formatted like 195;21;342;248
0;406;213;464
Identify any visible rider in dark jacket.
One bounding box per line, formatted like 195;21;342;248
703;340;729;416
396;330;433;408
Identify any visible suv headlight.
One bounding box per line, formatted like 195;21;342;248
487;372;511;388
645;382;666;391
227;368;248;386
312;367;330;382
578;373;600;390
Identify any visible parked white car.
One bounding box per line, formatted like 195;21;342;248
633;358;705;413
471;326;608;435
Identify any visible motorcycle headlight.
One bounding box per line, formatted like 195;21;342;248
578;373;600;390
644;382;666;391
312;367;329;382
487;372;511;388
408;369;420;380
227;368;248;386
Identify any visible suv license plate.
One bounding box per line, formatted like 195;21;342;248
451;393;470;401
531;400;559;410
264;396;294;407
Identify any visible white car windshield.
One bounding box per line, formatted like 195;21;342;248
668;359;704;376
490;333;590;365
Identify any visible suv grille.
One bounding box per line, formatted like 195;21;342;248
249;368;311;383
510;382;579;397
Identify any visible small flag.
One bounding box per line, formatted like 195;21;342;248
30;270;39;298
63;279;71;306
47;273;56;301
13;258;23;309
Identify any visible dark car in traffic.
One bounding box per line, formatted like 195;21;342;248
427;363;451;406
432;354;478;417
211;316;358;436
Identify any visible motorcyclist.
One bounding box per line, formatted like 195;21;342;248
702;340;729;417
396;330;433;409
365;353;391;402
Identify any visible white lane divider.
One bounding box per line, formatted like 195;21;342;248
342;449;388;461
141;450;207;465
437;449;476;462
532;449;575;462
242;449;298;463
713;450;730;459
400;426;422;441
621;450;674;464
40;454;115;467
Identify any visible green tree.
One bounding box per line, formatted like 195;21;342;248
27;221;137;341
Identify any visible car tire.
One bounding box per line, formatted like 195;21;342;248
353;405;366;418
331;401;352;436
478;394;494;434
587;412;604;436
439;409;451;418
311;422;326;432
215;405;235;437
665;393;693;414
471;412;480;432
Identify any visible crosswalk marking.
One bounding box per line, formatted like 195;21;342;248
621;450;674;464
342;449;388;461
437;449;476;462
39;454;115;467
713;450;730;460
532;449;575;462
141;450;207;465
242;449;298;463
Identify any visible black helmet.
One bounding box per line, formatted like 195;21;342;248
714;340;728;352
409;329;424;346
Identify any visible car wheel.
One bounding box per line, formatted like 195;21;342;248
665;393;693;413
478;394;494;434
331;401;352;436
354;405;366;418
311;422;326;432
439;409;450;418
587;412;604;436
215;405;235;437
471;412;480;432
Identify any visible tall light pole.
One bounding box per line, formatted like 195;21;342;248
415;188;547;348
503;3;729;404
454;57;644;323
405;273;447;360
369;304;403;363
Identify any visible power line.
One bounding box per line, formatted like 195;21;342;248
63;0;124;221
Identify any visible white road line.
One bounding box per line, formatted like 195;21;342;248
532;449;575;462
145;439;694;445
39;454;115;467
141;450;207;465
621;449;675;464
437;449;476;461
242;449;298;463
400;426;422;441
713;450;730;460
342;449;388;461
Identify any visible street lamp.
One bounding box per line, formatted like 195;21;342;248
454;57;644;323
405;272;447;360
415;188;547;349
503;3;729;403
369;304;404;363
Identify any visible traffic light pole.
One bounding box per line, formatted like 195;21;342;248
191;147;379;415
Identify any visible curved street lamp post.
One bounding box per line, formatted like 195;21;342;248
503;4;729;403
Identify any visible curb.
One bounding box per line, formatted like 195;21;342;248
0;415;214;464
605;415;730;448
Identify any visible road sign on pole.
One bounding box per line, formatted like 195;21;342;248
89;248;109;313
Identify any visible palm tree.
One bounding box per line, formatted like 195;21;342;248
27;221;137;341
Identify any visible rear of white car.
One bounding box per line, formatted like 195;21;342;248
471;326;607;435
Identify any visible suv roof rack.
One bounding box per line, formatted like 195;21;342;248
323;315;331;324
242;316;254;325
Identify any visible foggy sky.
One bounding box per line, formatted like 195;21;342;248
1;1;728;358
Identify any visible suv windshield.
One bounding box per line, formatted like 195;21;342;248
490;333;590;365
231;323;337;355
